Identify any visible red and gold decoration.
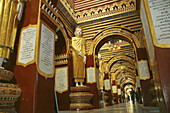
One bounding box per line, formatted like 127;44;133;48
108;41;121;51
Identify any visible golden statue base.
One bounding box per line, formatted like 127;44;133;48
0;69;21;113
69;86;93;110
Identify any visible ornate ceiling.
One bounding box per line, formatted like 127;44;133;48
59;0;136;23
57;0;139;88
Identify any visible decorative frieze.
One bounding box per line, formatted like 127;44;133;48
134;31;145;48
55;54;68;65
41;0;59;24
76;1;135;23
59;0;136;23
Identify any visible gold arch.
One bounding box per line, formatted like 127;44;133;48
89;26;142;55
116;72;136;81
111;65;135;73
108;55;136;71
113;68;136;80
57;19;70;54
117;73;135;80
121;80;135;88
118;76;136;85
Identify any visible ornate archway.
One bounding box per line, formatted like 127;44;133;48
89;26;143;55
108;55;136;71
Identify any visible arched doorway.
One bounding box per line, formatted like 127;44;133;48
89;26;146;106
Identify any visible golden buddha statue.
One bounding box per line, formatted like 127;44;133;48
0;0;24;67
72;26;86;86
99;56;104;90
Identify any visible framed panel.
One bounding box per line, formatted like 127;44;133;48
112;85;117;93
37;21;55;78
118;89;121;95
142;0;170;47
17;25;37;67
55;67;68;93
105;79;111;90
137;60;150;80
86;67;96;83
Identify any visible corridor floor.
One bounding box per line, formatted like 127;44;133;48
59;102;160;113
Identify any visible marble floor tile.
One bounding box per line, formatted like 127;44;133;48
59;102;160;113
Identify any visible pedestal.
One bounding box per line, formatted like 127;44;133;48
69;86;93;110
0;69;21;112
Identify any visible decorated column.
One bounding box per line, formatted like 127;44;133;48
14;0;58;113
117;85;122;103
112;80;118;104
69;27;93;110
137;49;153;106
104;69;112;106
55;54;70;110
141;0;169;112
86;55;99;109
136;76;143;104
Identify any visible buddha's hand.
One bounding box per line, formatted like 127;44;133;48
84;56;86;64
100;70;103;74
17;2;24;21
78;51;84;57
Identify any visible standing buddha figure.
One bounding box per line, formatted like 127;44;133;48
98;54;105;90
0;0;24;67
72;26;86;87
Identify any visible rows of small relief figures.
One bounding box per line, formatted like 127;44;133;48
0;83;21;98
41;0;58;23
55;54;68;64
0;69;13;81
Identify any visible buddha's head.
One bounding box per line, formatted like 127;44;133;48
74;26;82;37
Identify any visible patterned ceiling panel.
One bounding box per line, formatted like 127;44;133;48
59;0;136;23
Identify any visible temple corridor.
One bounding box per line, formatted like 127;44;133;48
60;102;160;113
0;0;170;113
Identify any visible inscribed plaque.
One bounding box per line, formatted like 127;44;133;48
39;24;54;75
87;67;96;83
148;0;170;45
96;69;100;89
18;25;37;66
112;86;117;93
55;67;68;93
138;60;150;80
105;79;111;90
136;76;141;87
118;89;121;95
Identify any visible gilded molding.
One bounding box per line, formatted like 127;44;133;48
108;55;135;70
59;0;136;23
58;20;70;54
121;80;135;87
111;65;136;73
134;30;145;48
118;75;135;85
59;0;76;21
114;68;136;80
88;26;142;55
76;0;136;23
55;53;68;66
117;72;135;80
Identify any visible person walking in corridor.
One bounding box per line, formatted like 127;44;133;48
130;88;136;104
122;90;125;102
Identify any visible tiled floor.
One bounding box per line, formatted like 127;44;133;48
59;102;160;113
